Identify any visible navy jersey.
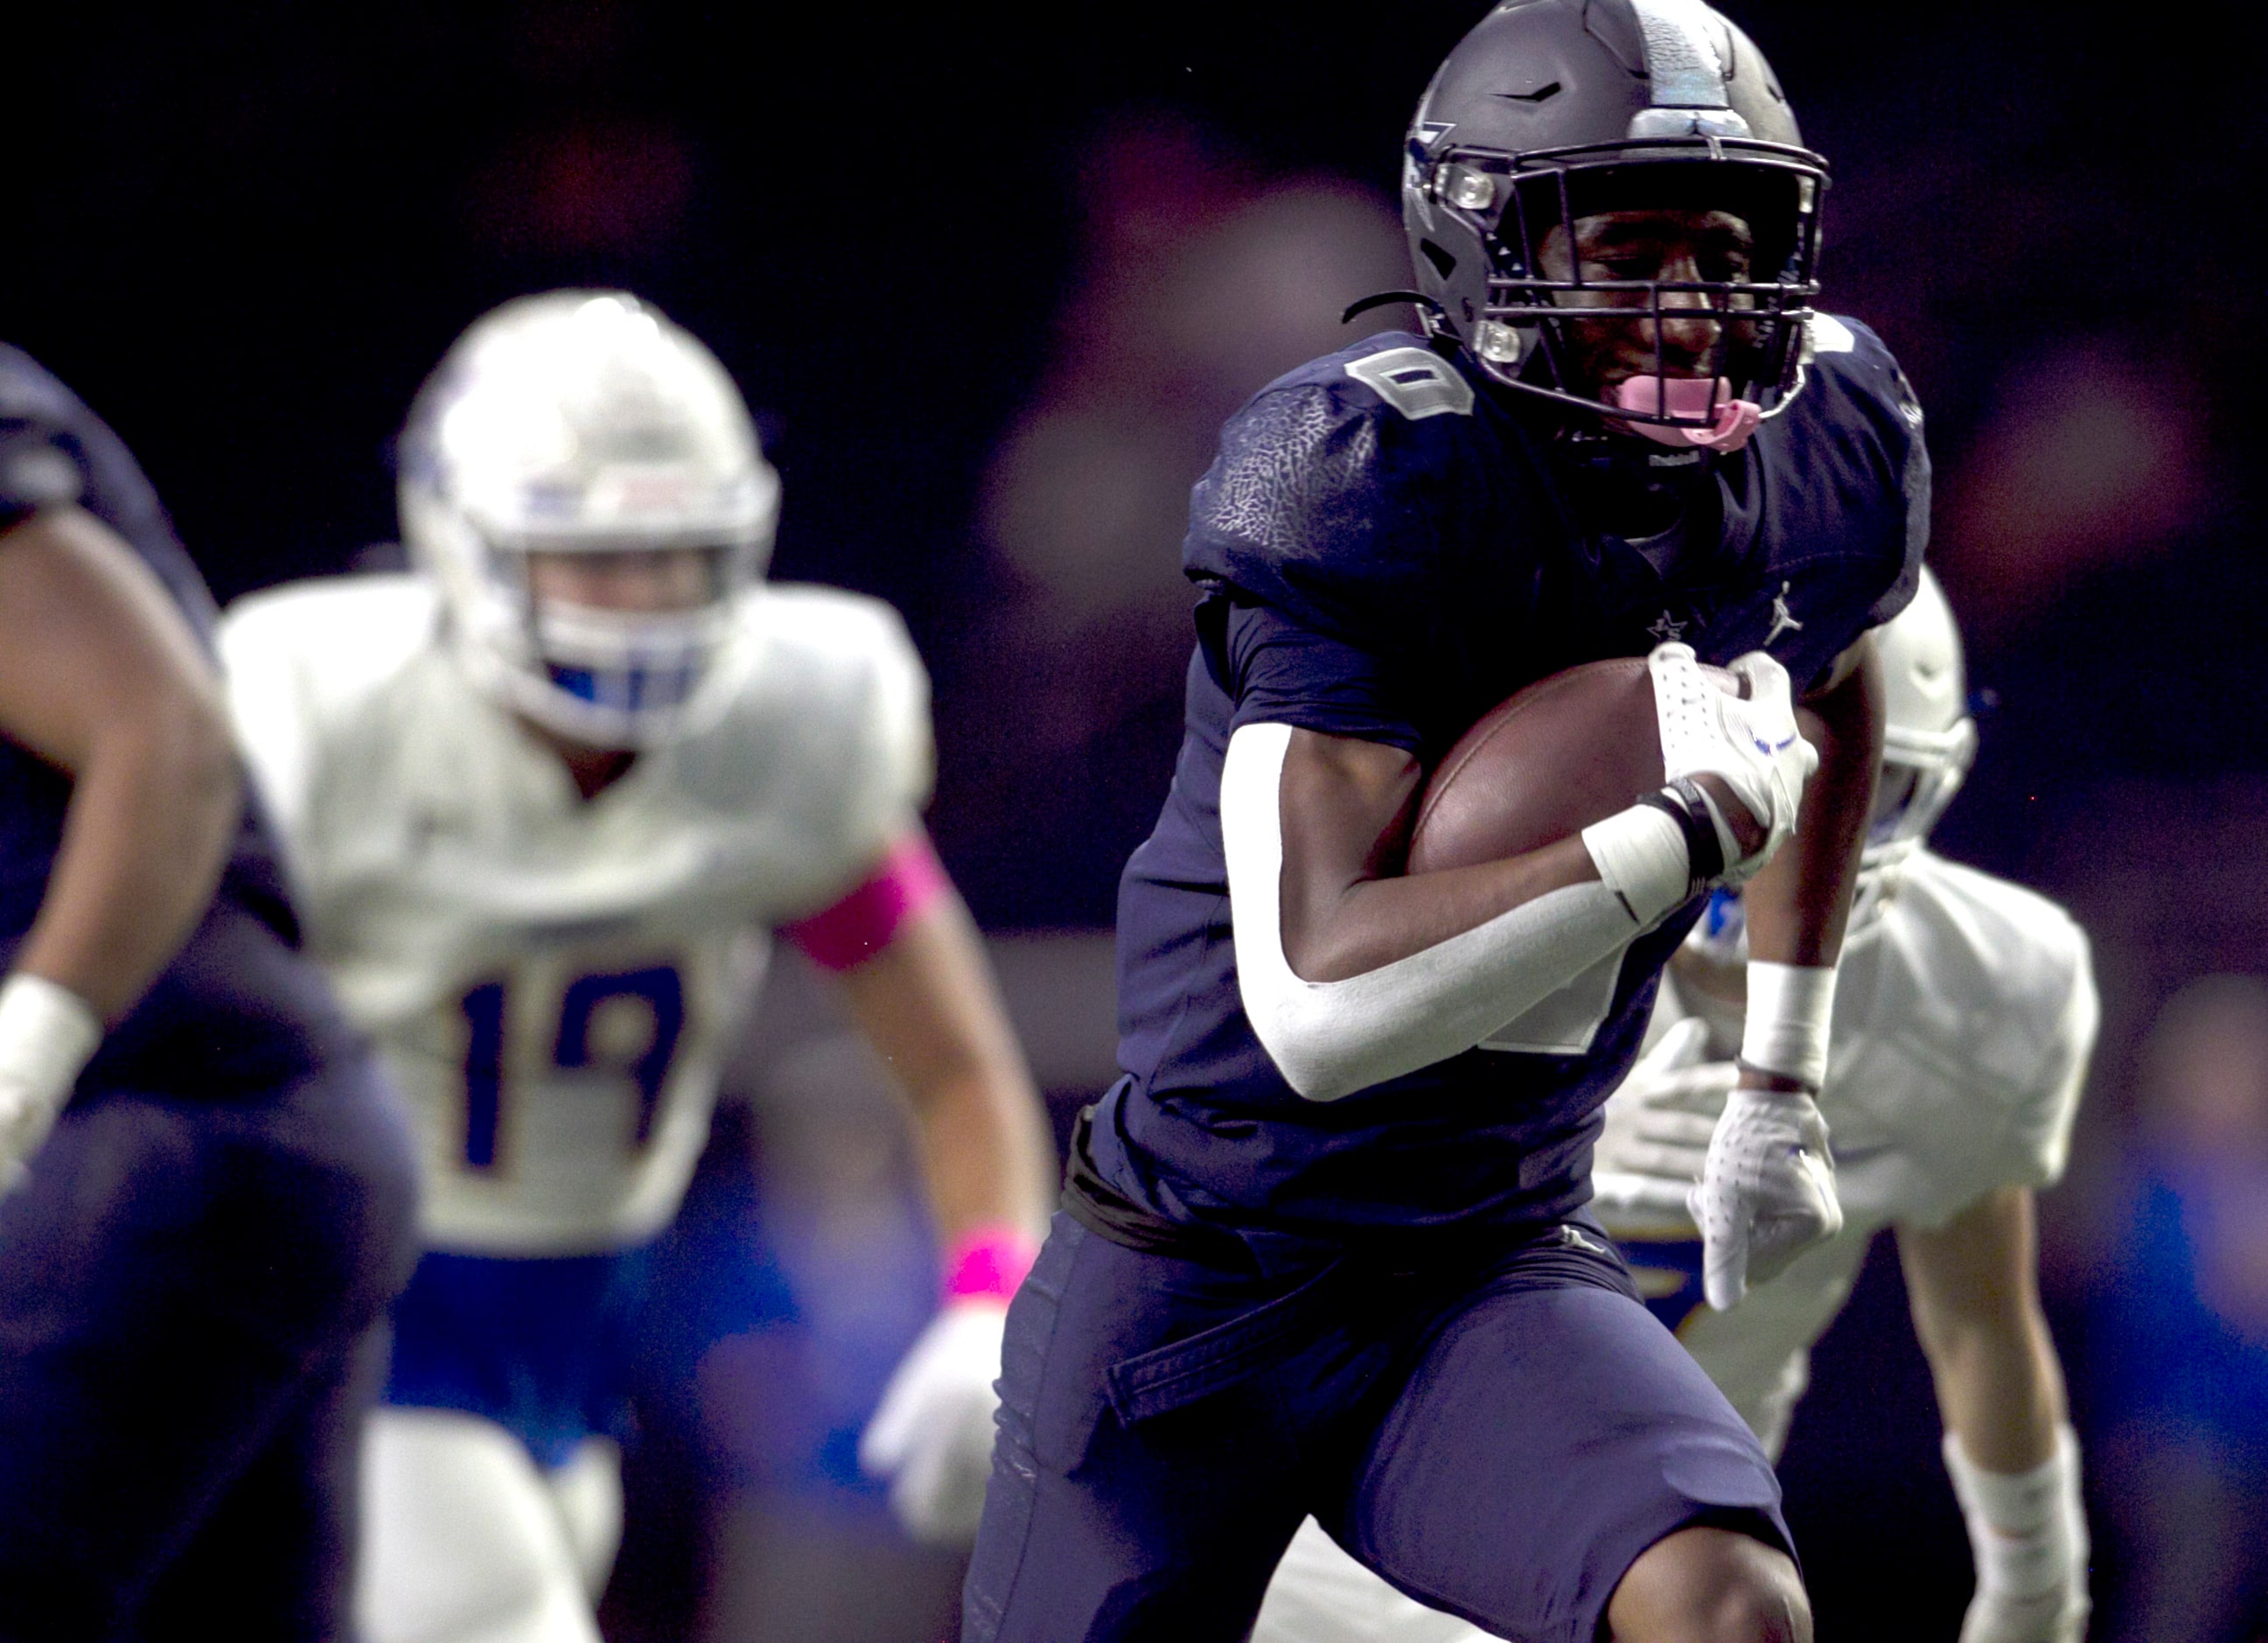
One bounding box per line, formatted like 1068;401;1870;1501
0;345;345;1090
1091;318;1927;1244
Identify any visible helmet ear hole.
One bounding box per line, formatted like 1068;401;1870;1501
1419;239;1458;279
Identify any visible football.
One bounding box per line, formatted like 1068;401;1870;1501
1406;657;1741;874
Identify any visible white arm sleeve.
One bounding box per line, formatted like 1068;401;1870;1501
1223;722;1660;1103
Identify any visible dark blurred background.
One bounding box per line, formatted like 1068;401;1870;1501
12;2;2268;1638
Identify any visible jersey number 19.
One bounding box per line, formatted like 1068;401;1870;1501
457;965;687;1170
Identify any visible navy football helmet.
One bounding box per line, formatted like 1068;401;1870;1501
1401;0;1828;437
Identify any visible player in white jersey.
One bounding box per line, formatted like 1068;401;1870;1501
219;291;1055;1643
1254;570;2096;1643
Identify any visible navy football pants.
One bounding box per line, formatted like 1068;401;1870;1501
964;1213;1790;1643
0;1060;418;1643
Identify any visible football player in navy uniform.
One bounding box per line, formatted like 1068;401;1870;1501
0;348;419;1640
962;3;1927;1640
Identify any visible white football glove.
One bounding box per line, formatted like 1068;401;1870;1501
1686;1081;1842;1311
1650;644;1818;883
1591;1018;1737;1231
0;973;101;1193
858;1299;1008;1545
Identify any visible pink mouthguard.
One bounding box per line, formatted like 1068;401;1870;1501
1610;376;1762;452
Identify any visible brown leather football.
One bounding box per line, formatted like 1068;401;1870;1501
1406;657;1739;874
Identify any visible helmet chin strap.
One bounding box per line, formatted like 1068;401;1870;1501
1610;376;1762;452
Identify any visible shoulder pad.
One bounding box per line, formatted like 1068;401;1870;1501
1806;313;1923;428
1181;333;1538;664
735;584;928;711
1886;854;2094;1055
1342;346;1475;421
1196;380;1378;557
678;584;935;858
1807;313;1857;355
1189;335;1472;580
218;573;443;887
220;573;436;693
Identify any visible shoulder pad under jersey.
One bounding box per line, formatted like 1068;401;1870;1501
1875;853;2095;1093
1827;852;2097;1224
1795;313;1930;630
668;584;934;911
219;573;441;856
1183;332;1528;654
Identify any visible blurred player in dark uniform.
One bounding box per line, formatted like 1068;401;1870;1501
0;346;419;1640
962;3;1928;1640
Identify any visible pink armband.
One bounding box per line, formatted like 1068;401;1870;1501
945;1224;1040;1304
780;830;952;972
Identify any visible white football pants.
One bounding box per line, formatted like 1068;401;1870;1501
357;1408;623;1643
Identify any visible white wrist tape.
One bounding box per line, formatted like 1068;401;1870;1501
1223;724;1644;1102
1943;1425;2086;1600
0;972;102;1116
1580;805;1691;927
1740;961;1836;1088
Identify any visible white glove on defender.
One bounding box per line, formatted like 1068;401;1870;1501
859;1299;1008;1545
1650;644;1817;883
1591;1018;1737;1230
0;973;101;1192
1687;1082;1842;1311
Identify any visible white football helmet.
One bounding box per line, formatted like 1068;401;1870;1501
1686;566;1977;960
1860;566;1978;908
399;290;781;748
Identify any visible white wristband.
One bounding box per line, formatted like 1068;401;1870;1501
1740;961;1836;1088
1581;805;1691;927
0;972;102;1117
